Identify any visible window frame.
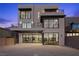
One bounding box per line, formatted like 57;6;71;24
44;32;59;44
43;18;59;29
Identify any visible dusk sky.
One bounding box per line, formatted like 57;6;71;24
0;3;79;28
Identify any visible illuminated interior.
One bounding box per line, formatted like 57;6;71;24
44;33;59;45
21;33;42;43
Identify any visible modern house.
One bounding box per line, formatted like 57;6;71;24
10;4;65;46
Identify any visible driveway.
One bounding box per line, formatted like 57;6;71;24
0;43;79;56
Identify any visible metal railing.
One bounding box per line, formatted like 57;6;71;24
32;22;42;28
40;9;64;14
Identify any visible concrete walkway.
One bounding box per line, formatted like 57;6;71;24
0;43;79;56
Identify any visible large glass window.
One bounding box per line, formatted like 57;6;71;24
20;11;31;19
44;33;59;45
26;12;31;19
44;33;49;42
44;20;48;28
49;20;54;28
72;23;79;29
20;11;26;19
53;19;58;28
44;19;58;28
22;23;27;28
27;22;32;28
22;33;42;43
22;22;32;28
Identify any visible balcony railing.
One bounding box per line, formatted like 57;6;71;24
40;9;64;15
32;22;42;28
11;22;42;29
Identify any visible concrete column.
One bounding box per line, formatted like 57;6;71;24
42;33;44;45
59;33;65;46
59;18;65;46
19;33;23;43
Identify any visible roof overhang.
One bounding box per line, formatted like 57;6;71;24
40;14;65;23
10;28;43;32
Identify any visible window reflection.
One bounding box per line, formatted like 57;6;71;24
21;22;32;28
22;23;27;28
44;20;48;28
27;22;31;28
20;11;31;19
49;20;54;28
44;19;58;28
54;19;58;28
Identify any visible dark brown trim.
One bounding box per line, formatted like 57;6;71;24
19;8;32;11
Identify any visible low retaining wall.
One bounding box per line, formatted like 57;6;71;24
65;36;79;49
0;38;15;46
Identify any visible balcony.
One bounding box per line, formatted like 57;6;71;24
40;9;65;16
10;22;43;32
32;22;42;28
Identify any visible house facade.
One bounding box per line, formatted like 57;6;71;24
10;4;65;46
